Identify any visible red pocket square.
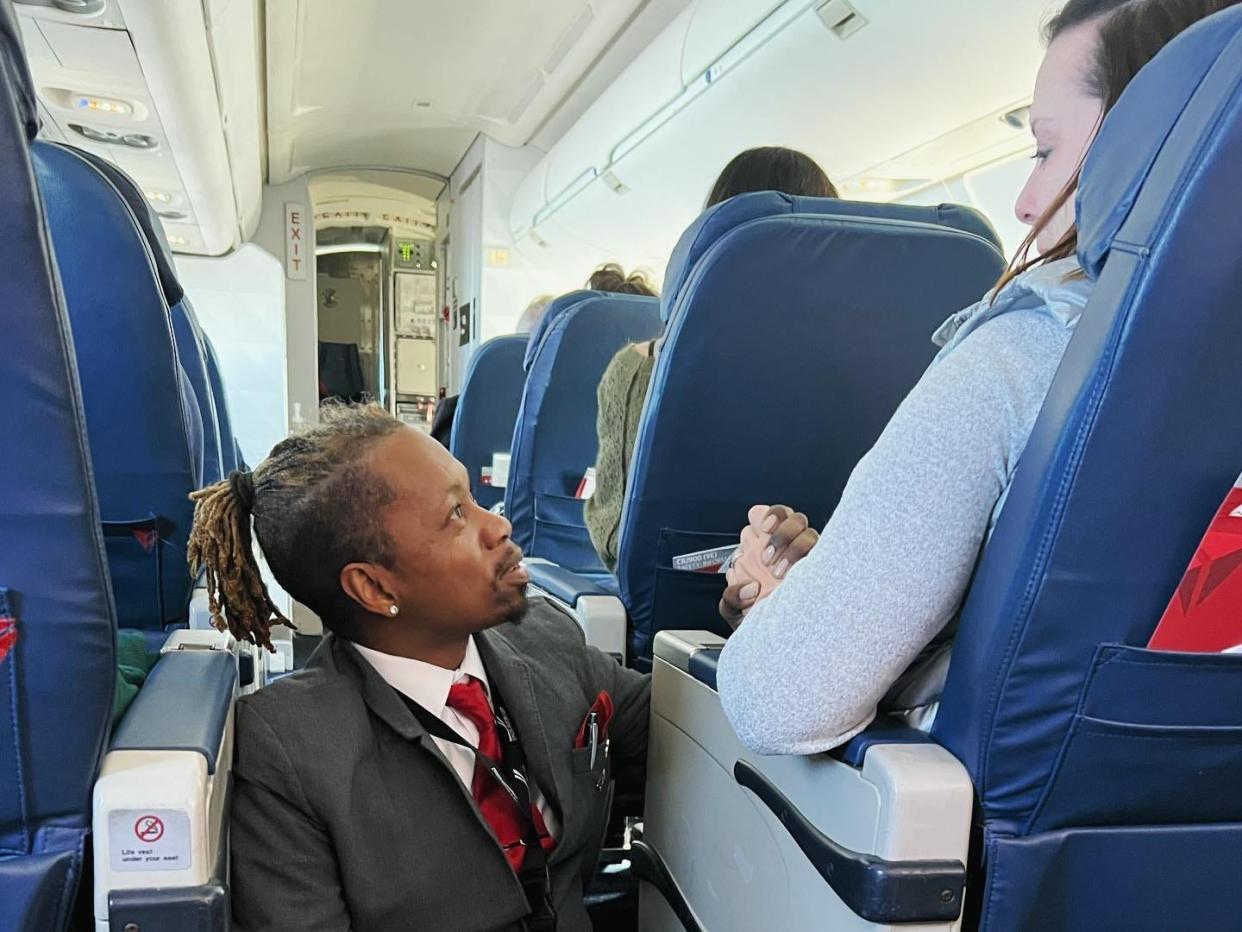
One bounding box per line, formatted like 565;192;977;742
574;691;615;747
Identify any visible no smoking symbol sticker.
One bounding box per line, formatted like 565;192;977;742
134;815;164;843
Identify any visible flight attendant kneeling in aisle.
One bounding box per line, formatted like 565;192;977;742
186;402;649;932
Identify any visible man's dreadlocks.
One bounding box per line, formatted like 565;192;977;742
187;402;406;648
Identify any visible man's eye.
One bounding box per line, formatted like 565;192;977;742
452;504;465;519
1033;148;1051;162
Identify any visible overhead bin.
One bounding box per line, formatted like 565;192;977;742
679;0;788;85
511;0;1048;266
16;0;262;255
539;5;694;208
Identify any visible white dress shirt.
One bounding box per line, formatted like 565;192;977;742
355;637;557;836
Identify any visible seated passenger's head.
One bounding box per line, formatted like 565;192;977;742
188;404;529;652
705;146;838;209
515;293;555;334
1011;0;1239;269
586;263;659;297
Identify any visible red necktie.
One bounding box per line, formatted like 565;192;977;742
446;676;555;873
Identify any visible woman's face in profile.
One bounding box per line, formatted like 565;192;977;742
1014;21;1107;254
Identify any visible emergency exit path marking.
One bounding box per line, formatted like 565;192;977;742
134;815;164;843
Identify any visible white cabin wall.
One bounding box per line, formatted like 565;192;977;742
441;134;628;393
251;177;318;427
443;136;484;393
175;244;291;619
479;140;586;340
174;245;288;469
436;187;453;395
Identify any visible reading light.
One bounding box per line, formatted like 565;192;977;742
73;94;132;116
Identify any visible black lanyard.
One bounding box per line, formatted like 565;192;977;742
397;688;558;932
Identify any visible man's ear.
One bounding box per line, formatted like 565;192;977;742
340;562;399;618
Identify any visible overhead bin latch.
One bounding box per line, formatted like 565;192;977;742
816;0;869;41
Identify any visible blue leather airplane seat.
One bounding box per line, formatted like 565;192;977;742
200;330;243;472
521;289;596;372
930;8;1242;927
505;292;662;571
72;148;225;485
451;333;527;509
170;300;221;483
616;193;1005;667
33;141;204;632
0;4;117;927
91;148;243;473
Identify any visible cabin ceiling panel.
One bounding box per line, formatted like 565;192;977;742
265;0;659;182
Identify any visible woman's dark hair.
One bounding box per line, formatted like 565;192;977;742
705;146;838;209
587;263;659;297
997;0;1240;292
188;403;406;647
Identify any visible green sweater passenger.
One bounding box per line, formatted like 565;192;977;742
584;342;656;572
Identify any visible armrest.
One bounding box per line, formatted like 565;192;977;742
528;564;628;662
110;650;237;774
653;630;727;685
527;562;615;603
687;648;720;690
830;715;936;768
646;641;973;929
94;651;236;926
735;760;965;923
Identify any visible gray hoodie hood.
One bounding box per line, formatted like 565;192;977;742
932;256;1092;359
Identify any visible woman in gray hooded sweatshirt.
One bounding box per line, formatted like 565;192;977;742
716;0;1240;755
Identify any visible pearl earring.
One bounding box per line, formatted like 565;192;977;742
388;605;399;617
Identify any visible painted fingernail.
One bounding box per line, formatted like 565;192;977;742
763;545;775;564
740;582;760;602
761;515;777;532
774;559;789;579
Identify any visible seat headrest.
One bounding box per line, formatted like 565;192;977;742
1078;5;1242;278
522;290;596;371
72;146;185;307
661;192;1002;322
1;1;38;140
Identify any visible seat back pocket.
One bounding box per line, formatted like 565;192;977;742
1029;644;1242;832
